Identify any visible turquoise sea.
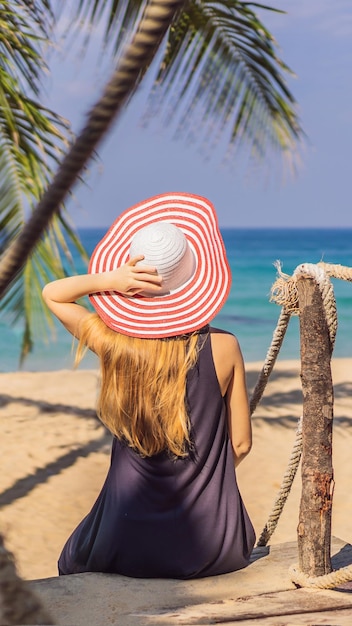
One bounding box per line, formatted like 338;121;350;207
1;228;352;372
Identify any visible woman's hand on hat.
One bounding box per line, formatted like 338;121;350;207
110;256;163;296
42;256;163;338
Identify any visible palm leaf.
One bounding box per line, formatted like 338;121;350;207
0;1;54;95
0;1;89;363
1;216;89;364
73;0;145;56
147;0;302;159
69;0;302;159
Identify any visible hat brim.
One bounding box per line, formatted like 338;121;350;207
89;193;231;338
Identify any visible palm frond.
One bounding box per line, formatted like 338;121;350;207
0;1;54;95
0;1;90;363
0;3;70;200
1;216;89;364
146;0;302;160
0;133;23;249
62;0;146;59
66;0;302;160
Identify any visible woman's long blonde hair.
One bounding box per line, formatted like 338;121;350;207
76;313;201;457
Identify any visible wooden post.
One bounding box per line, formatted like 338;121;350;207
296;276;334;577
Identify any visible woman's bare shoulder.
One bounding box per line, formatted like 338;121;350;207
209;327;244;395
209;326;241;354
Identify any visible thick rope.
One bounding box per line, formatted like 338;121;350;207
249;305;305;550
256;416;302;547
247;300;305;549
271;262;337;345
289;563;352;590
319;261;352;283
249;308;291;416
269;260;299;314
248;299;301;549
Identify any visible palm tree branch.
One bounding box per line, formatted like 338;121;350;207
63;0;302;155
0;2;91;361
147;0;302;153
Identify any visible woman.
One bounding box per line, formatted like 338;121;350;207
42;192;255;579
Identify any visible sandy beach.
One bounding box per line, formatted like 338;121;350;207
1;359;352;582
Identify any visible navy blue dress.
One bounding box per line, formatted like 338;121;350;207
58;333;255;578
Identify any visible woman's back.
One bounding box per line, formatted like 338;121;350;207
58;331;255;579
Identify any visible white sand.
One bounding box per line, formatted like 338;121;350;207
0;360;351;580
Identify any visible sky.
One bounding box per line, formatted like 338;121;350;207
44;1;352;229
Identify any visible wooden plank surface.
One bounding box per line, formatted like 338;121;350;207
29;538;352;626
135;588;352;624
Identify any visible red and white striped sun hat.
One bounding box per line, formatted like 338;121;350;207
88;192;231;338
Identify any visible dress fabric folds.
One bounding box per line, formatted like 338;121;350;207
58;333;255;579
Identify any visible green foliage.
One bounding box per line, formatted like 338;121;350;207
150;0;302;159
71;0;302;160
0;1;88;363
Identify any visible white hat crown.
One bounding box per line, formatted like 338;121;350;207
129;222;195;294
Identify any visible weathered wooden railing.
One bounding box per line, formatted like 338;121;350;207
255;261;352;587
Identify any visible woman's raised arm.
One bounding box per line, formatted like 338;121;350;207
42;256;162;337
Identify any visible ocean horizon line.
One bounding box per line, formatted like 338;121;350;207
76;225;352;232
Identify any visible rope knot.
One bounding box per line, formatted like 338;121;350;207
270;261;299;314
294;262;327;285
